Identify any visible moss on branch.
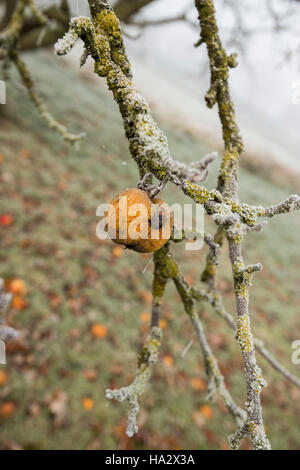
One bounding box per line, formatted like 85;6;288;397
52;0;300;450
194;0;244;197
0;0;83;143
106;326;163;437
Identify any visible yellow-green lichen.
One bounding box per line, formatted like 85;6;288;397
94;10;131;78
236;314;254;353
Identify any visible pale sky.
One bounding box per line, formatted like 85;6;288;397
124;0;300;162
63;0;300;165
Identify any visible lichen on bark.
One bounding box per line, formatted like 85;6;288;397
52;0;300;450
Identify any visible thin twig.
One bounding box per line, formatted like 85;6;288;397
54;0;300;449
0;0;82;143
105;247;166;437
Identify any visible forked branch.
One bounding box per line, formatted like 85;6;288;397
54;0;300;450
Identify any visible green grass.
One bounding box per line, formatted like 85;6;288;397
0;50;300;450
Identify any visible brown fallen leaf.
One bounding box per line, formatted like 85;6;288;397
190;377;206;392
162;355;174;367
159;318;168;329
140;312;150;323
112;246;124;258
193;411;205;428
82;397;94;411
20;149;31;159
27;402;41;417
91;323;107;339
0;370;9;386
11;296;27;310
9;279;27;296
45;390;68;426
138;290;152;303
1;401;16;418
200;404;214;419
83;369;98;382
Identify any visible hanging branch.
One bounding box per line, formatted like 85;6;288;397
195;0;270;449
0;0;84;143
155;244;247;427
173;231;300;390
12;53;85;144
106;252;165;437
55;0;300;450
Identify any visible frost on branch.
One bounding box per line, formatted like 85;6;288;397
106;327;162;437
54;0;300;450
55;25;79;56
54;11;217;183
0;0;84;143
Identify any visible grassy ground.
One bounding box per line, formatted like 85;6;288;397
0;50;300;450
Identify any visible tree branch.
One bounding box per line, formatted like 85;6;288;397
54;0;300;449
0;0;83;143
105;247;166;437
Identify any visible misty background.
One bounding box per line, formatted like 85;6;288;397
1;0;300;451
61;0;300;170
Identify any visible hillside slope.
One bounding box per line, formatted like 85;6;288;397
0;51;299;450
